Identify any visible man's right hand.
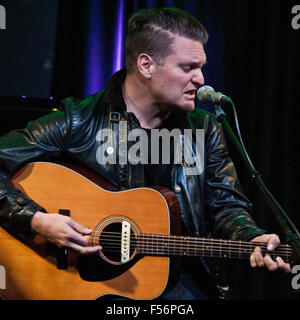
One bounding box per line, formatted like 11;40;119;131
30;211;102;255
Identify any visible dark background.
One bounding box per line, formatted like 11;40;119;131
0;0;299;299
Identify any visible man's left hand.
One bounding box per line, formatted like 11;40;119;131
250;234;291;273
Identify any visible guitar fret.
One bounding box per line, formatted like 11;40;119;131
186;237;189;256
151;234;153;255
165;236;167;255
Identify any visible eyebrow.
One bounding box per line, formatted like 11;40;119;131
181;60;207;68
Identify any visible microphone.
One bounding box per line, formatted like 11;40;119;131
197;85;231;105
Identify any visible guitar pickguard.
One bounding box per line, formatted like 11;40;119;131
77;253;142;282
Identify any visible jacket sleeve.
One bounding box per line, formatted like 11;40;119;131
0;102;72;238
203;113;266;241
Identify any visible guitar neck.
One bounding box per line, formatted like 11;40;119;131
136;233;292;262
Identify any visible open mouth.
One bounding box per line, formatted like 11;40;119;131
184;90;196;98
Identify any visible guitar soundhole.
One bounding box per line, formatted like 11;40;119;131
98;222;137;264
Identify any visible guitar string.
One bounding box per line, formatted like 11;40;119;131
96;236;292;254
95;246;289;260
90;230;292;247
89;232;292;258
97;245;291;261
94;244;291;258
91;230;293;247
97;242;291;256
93;230;292;251
94;236;290;257
98;250;258;258
89;231;292;253
97;247;290;258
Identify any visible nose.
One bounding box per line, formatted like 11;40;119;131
192;69;205;87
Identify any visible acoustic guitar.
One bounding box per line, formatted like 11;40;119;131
0;162;293;300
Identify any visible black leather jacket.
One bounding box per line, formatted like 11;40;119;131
0;70;265;285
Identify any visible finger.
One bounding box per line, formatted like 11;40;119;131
68;218;92;235
263;254;278;271
250;253;257;268
67;231;91;247
276;257;291;273
267;234;280;251
67;242;102;255
253;247;265;267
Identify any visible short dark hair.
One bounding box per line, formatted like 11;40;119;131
125;7;208;73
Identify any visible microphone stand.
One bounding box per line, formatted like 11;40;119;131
214;102;300;263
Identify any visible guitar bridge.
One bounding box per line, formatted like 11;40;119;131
121;221;131;264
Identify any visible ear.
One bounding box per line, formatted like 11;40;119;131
137;53;154;79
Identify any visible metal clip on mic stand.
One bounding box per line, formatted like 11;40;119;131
212;98;300;263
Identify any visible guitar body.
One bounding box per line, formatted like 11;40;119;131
0;162;181;300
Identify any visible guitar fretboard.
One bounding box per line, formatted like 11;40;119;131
136;233;292;262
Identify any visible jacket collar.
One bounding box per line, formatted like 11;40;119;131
102;69;127;111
